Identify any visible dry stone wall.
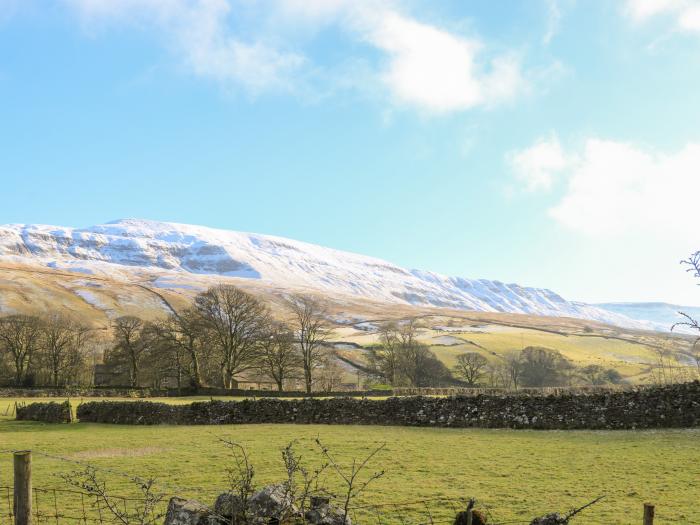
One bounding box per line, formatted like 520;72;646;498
15;400;72;423
72;381;700;430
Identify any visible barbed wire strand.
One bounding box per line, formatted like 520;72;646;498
0;448;544;525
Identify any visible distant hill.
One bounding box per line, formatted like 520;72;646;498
0;218;641;328
1;219;697;385
595;302;700;334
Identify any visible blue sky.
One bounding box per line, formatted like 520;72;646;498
2;0;700;304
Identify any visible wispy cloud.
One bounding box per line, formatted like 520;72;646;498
543;0;562;44
65;0;306;93
63;0;529;112
507;134;569;192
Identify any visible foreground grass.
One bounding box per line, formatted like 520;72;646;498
0;415;698;524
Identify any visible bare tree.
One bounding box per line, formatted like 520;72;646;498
317;352;345;393
369;319;452;387
156;308;207;389
258;321;301;391
111;316;148;388
519;346;571;387
61;466;164;525
399;342;451;387
367;322;401;385
649;344;674;385
281;441;328;520
503;350;523;389
668;251;700;380
40;313;91;387
138;320;185;390
195;285;269;389
453;352;488;386
221;439;258;524
286;295;332;394
315;438;385;524
0;314;43;386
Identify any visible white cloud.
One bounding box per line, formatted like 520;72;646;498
63;0;527;111
513;136;700;237
678;5;700;30
625;0;700;33
508;134;569;191
65;0;305;93
360;10;524;113
625;0;684;21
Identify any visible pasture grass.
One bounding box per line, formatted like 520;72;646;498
0;399;698;523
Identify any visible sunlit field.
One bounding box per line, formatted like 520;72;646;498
1;406;698;523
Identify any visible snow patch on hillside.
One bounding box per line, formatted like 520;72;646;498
0;219;647;329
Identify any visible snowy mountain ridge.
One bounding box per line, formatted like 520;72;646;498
0;219;642;328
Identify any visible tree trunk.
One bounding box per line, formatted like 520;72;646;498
223;368;235;389
130;355;138;387
14;357;24;386
190;350;202;389
304;367;312;394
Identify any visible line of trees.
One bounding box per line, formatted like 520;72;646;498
366;321;625;388
449;347;623;389
0;285;338;391
105;286;335;392
0;313;95;387
4;281;697;391
366;320;454;387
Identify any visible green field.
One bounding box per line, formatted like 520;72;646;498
1;398;698;524
334;323;681;385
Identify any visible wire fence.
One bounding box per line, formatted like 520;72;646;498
0;448;631;525
0;484;536;525
0;485;170;524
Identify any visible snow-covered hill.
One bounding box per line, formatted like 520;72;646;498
0;219;642;328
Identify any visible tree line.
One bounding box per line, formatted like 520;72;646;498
449;346;623;388
0;313;95;387
107;286;338;392
3;282;695;390
0;285;338;392
366;321;625;388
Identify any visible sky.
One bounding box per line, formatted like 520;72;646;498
1;0;700;305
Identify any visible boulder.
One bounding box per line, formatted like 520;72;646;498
213;493;245;520
248;484;296;523
530;513;568;525
304;498;349;525
164;497;212;525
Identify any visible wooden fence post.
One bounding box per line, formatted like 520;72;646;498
643;503;654;525
13;450;32;525
465;498;474;525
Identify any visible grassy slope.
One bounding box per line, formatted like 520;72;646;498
0;261;695;384
335;323;680;384
0;412;697;523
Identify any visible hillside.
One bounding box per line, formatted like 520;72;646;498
0;219;642;327
0;256;694;385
